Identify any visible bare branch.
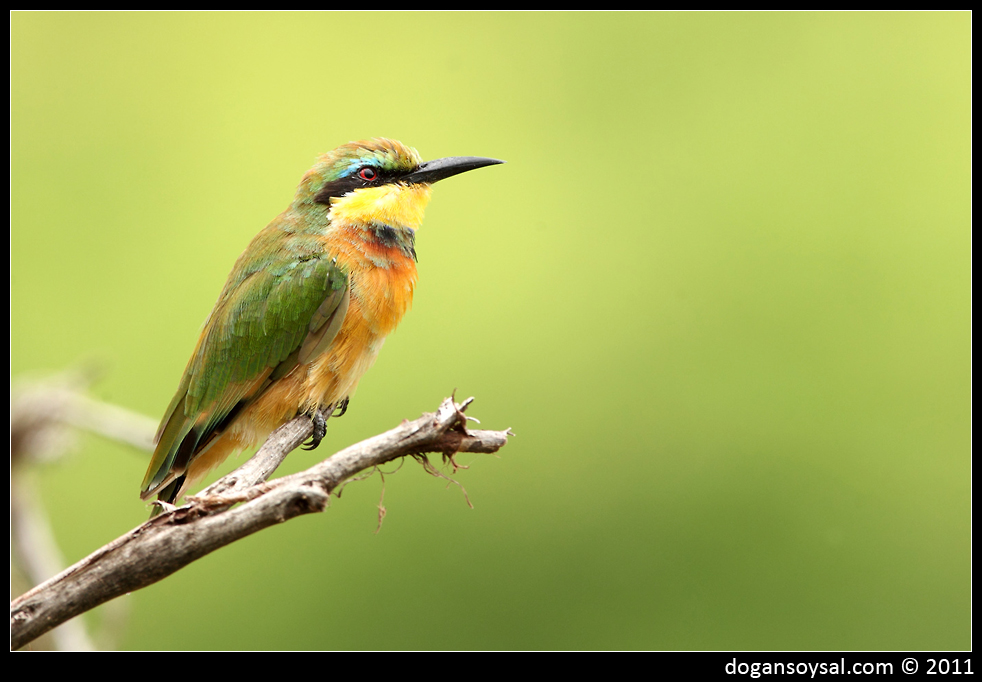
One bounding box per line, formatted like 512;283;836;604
9;397;510;650
10;373;153;650
10;477;96;651
192;403;336;502
10;374;157;463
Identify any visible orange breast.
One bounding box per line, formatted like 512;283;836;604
183;228;417;492
302;228;417;411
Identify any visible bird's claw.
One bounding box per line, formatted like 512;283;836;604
302;410;327;451
333;397;349;418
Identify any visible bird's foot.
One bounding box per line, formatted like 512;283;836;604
302;409;328;451
333;397;350;418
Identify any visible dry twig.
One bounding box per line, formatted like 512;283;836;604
10;396;510;650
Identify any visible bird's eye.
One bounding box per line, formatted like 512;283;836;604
358;167;377;181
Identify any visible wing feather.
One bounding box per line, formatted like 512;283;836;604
141;254;348;498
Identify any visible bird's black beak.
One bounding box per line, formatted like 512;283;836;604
403;156;504;185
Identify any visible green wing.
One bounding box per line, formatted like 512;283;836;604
141;252;349;499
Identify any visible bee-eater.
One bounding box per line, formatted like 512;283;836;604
140;138;503;510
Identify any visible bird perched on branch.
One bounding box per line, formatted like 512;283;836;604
141;138;503;512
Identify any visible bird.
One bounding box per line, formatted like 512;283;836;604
140;138;503;512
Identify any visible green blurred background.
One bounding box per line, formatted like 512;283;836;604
10;12;970;650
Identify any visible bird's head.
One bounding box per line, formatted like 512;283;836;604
295;138;502;231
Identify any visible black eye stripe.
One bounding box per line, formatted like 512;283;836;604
314;165;417;205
